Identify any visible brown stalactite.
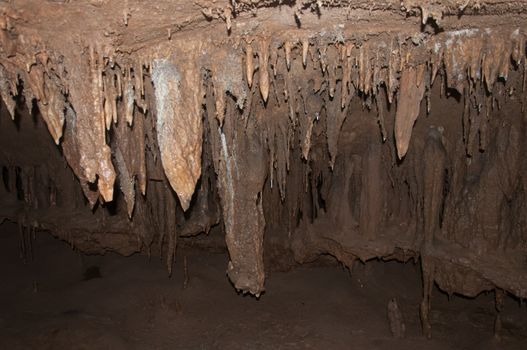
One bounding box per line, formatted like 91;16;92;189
206;80;267;295
151;44;204;212
419;126;447;337
211;48;247;126
62;47;117;204
246;41;254;88
395;65;427;159
258;39;270;103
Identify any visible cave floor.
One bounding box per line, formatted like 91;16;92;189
0;221;525;350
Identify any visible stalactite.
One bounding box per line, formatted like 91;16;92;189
341;43;351;109
124;75;135;126
115;147;135;218
0;66;16;119
417;126;446;337
258;39;270;103
270;42;279;78
394;65;427;159
326;48;336;99
205;78;267;295
375;88;387;141
302;38;309;68
36;74;66;145
326;80;351;168
57;46;116;204
284;40;292;71
211;48;247;126
135;112;147;196
151;44;204;211
165;187;177;275
246;40;254;88
466;85;481;156
263;66;290;201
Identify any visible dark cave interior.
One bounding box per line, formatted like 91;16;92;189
1;0;527;348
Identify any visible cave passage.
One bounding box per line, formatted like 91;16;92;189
1;0;527;347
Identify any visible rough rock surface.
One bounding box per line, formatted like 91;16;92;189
1;0;527;336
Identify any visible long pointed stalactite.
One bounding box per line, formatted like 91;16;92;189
1;0;527;337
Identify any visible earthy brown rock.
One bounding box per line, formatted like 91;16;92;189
1;1;527;324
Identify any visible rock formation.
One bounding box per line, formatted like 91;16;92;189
1;0;527;336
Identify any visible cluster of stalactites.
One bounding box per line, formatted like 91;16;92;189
0;27;525;217
237;27;525;178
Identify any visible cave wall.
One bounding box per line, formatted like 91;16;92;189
1;0;527;335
